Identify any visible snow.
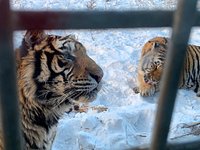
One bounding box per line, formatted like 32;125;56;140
11;0;200;149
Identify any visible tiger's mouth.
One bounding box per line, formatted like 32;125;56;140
70;81;102;103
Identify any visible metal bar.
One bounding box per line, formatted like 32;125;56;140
0;0;23;150
0;1;198;150
13;10;173;30
130;138;200;150
11;10;200;30
150;0;197;150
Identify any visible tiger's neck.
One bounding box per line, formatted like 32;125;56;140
18;87;59;149
17;60;70;149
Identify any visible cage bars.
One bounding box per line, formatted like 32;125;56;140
13;10;173;30
0;0;23;150
150;0;198;150
0;0;199;150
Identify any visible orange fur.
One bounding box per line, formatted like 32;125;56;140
135;36;200;97
134;37;168;96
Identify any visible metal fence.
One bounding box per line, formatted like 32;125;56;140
0;0;199;150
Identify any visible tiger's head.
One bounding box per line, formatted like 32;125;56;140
139;37;169;85
18;30;103;107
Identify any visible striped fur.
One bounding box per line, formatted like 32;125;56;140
0;30;103;150
134;37;200;96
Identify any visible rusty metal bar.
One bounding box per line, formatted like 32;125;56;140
11;10;200;30
0;0;198;150
0;0;23;150
150;0;197;150
13;10;173;30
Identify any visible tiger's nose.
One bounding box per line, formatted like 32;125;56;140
90;72;103;83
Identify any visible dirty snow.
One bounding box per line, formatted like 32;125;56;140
11;0;200;149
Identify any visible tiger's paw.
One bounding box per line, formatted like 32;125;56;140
133;86;139;94
139;87;156;97
133;85;156;96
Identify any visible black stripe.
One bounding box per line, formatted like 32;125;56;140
189;47;196;83
33;51;42;79
44;51;58;83
192;46;200;76
31;107;49;132
163;37;168;44
74;83;92;86
31;107;59;133
186;50;192;87
64;66;74;81
49;43;58;52
62;41;69;46
24;133;39;149
191;46;200;92
33;51;56;100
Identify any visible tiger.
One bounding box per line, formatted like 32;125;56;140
0;30;103;150
133;36;200;97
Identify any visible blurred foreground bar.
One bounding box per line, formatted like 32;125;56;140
0;0;200;149
0;0;23;150
150;0;197;150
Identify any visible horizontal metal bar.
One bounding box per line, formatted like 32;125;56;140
12;10;174;30
150;0;197;150
130;138;200;150
0;0;23;150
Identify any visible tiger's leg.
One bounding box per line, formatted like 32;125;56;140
134;74;156;96
139;84;156;96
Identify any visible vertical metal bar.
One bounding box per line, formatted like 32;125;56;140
0;0;23;150
150;0;197;150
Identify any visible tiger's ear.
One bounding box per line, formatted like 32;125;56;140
24;30;47;47
16;30;47;60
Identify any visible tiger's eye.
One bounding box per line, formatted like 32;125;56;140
58;59;67;68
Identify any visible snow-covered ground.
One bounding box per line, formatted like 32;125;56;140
11;0;200;149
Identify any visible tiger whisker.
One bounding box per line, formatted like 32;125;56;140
53;95;68;107
99;84;112;95
68;91;84;103
37;91;50;99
